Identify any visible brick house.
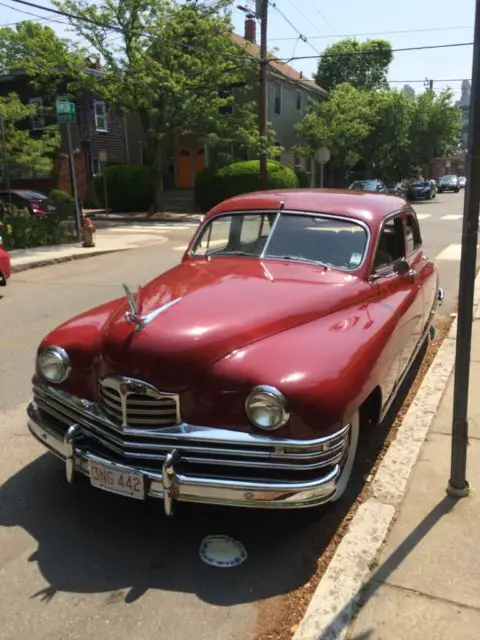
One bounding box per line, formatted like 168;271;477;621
0;64;129;205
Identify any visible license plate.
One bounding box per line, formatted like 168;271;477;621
89;459;145;500
47;206;56;211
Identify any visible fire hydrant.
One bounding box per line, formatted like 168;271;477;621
82;217;96;247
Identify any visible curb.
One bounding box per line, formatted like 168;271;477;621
293;275;480;640
11;249;127;274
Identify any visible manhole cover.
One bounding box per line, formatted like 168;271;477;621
199;535;247;568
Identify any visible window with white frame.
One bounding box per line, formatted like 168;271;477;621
273;83;282;115
296;90;303;111
28;97;45;130
94;100;108;132
91;158;101;175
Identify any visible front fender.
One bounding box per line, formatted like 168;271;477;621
183;299;397;439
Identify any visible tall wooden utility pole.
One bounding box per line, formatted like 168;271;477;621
258;0;268;189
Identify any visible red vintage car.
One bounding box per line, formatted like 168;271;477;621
0;233;11;286
27;189;443;516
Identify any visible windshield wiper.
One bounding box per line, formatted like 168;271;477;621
277;255;329;269
212;250;256;257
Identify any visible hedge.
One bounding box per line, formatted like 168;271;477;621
49;189;76;218
195;160;299;212
294;168;310;188
94;164;153;212
0;206;76;250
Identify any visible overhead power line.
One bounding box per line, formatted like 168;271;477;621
282;41;474;62
2;0;475;68
268;1;322;56
269;24;474;41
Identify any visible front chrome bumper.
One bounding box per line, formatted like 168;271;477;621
27;400;345;516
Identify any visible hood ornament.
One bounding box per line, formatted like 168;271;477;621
122;284;182;333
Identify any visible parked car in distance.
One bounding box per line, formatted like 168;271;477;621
458;176;467;189
27;189;443;517
348;179;388;193
0;233;11;286
385;181;405;196
0;190;57;216
407;180;436;201
437;175;460;193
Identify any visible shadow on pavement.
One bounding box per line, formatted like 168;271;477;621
0;344;427;610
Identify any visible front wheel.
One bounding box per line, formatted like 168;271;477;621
331;410;360;502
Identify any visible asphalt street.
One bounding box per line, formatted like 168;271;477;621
0;191;467;640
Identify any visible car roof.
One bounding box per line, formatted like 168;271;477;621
206;189;407;227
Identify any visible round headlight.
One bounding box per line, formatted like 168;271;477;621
245;385;289;431
38;346;71;384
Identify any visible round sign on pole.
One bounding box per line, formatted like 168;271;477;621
315;147;331;164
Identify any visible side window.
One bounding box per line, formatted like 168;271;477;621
373;216;405;271
239;214;271;248
405;213;422;254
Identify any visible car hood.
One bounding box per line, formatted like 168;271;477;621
89;258;370;391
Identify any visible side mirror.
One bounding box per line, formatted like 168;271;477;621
393;258;409;276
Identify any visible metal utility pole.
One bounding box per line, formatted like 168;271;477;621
66;123;82;241
447;0;480;497
258;0;268;189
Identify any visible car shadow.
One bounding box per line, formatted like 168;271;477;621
0;345;426;608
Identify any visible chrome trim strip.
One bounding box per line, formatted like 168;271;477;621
32;395;348;471
33;383;348;450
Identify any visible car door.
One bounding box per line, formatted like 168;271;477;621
370;212;421;404
405;208;437;338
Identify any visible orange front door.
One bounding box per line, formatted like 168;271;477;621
195;148;205;175
178;149;193;188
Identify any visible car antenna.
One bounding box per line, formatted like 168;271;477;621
279;200;285;211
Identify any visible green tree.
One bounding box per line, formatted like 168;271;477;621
314;38;393;92
362;89;414;180
0;92;60;180
295;83;372;182
48;0;255;210
0;21;88;91
407;88;461;174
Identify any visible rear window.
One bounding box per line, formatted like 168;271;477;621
16;191;49;200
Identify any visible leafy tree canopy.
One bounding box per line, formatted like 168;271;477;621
314;38;393;92
0;92;60;177
295;83;461;183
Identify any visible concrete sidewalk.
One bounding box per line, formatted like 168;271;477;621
347;320;480;639
9;221;198;273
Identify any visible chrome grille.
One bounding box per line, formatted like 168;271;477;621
32;383;350;483
98;376;179;428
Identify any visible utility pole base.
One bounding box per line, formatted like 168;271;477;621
446;480;470;498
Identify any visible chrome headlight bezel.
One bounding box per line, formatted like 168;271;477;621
38;346;71;384
245;385;290;431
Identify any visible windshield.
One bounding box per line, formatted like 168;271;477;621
411;181;426;187
191;212;368;271
441;175;455;182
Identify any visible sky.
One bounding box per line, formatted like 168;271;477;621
0;0;476;100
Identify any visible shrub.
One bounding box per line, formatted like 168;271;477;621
195;160;300;212
0;205;75;250
49;189;76;219
294;168;310;188
93;164;153;212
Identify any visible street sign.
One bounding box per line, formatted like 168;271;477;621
56;99;76;124
315;147;331;164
